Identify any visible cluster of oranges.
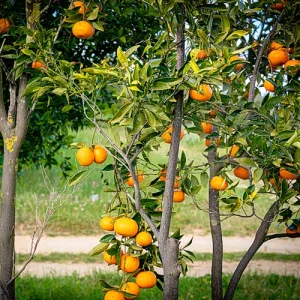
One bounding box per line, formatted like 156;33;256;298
69;1;102;39
99;216;157;299
76;144;108;166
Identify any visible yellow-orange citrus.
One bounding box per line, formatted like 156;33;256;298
159;169;180;188
264;80;275;92
0;18;10;34
93;145;108;164
104;290;125;300
72;21;94;39
233;166;250;180
161;125;184;144
268;49;289;67
268;41;284;52
229;56;244;71
189;84;213;102
136;271;157;288
284;60;300;73
230;145;239;158
32;61;48;69
126;172;144;187
76;147;95;166
135;231;153;247
196;49;209;59
286;226;300;234
279;168;299;180
209;110;216;117
205;136;220;147
99;216;114;231
103;251;119;265
173;190;185;203
271;0;287;11
121;282;140;300
120;254;140;273
69;1;89;14
114;217;139;237
201;121;213;134
210;176;228;191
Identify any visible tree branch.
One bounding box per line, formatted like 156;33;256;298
0;66;7;134
265;232;300;241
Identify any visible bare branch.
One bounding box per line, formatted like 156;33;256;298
40;0;53;14
265;232;300;241
0;66;7;134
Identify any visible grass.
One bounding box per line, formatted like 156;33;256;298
16;272;300;300
14;128;287;236
15;252;300;265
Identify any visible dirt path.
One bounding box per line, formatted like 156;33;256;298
16;260;300;278
15;234;300;254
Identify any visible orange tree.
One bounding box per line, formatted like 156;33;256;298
19;0;300;300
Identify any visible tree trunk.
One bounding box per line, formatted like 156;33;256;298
208;149;223;300
224;201;280;300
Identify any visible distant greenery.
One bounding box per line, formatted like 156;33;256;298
16;252;300;265
16;272;300;300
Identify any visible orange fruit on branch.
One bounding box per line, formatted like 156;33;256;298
114;217;139;237
229;56;244;72
233;166;250;180
103;251;119;265
268;49;289;67
230;145;239;158
284;60;300;73
205;136;220;147
104;290;125;300
126;172;144;187
196;49;209;60
286;225;300;234
136;231;153;247
121;282;140;300
76;147;95;166
189;84;213;101
72;21;95;39
271;0;287;11
201;121;213;134
268;41;284;52
93;145;108;164
0;18;10;34
210;176;228;191
99;216;114;231
69;1;89;14
161;125;184;144
173;190;185;203
136;271;157;288
120;254;140;273
264;80;275;92
279;168;299;180
32;61;48;70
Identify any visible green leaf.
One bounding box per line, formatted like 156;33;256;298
99;279;115;289
180;151;186;169
226;30;248;41
182;236;193;250
196;29;209;47
102;164;114;171
61;105;73;113
52;88;66;96
117;47;128;67
22;78;41;97
68;170;87;187
87;7;99;20
200;172;209;187
262;96;282;110
231;197;242;212
21;48;35;57
144;110;157;129
234;157;257;167
91;21;104;31
81;68;119;77
253;168;263;184
100;234;116;243
90;242;109;256
110;103;134;124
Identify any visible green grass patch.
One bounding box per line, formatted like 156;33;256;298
16;272;300;300
16;252;300;265
15;128;286;236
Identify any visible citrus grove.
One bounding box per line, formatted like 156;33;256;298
1;1;300;300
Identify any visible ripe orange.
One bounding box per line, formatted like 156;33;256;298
69;1;89;14
284;60;300;73
136;271;157;288
205;136;220;147
173;190;185;203
99;216;114;231
126;172;144;187
286;225;300;234
196;49;209;59
189;84;213;101
264;80;275;92
72;21;95;39
121;282;140;300
233;166;250;180
103;251;119;264
161;125;184;144
269;177;282;189
268;41;284;52
229;56;244;71
114;217;139;237
135;231;152;247
271;0;287;11
0;18;10;34
230;145;239;158
93;145;108;164
201;121;213;134
268;49;289;67
120;254;140;273
76;147;95;166
32;61;48;70
209;110;216;117
210;176;228;191
104;290;125;300
279;168;299;180
159;169;180;188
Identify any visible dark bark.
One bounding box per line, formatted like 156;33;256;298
224;200;280;300
208;149;223;300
